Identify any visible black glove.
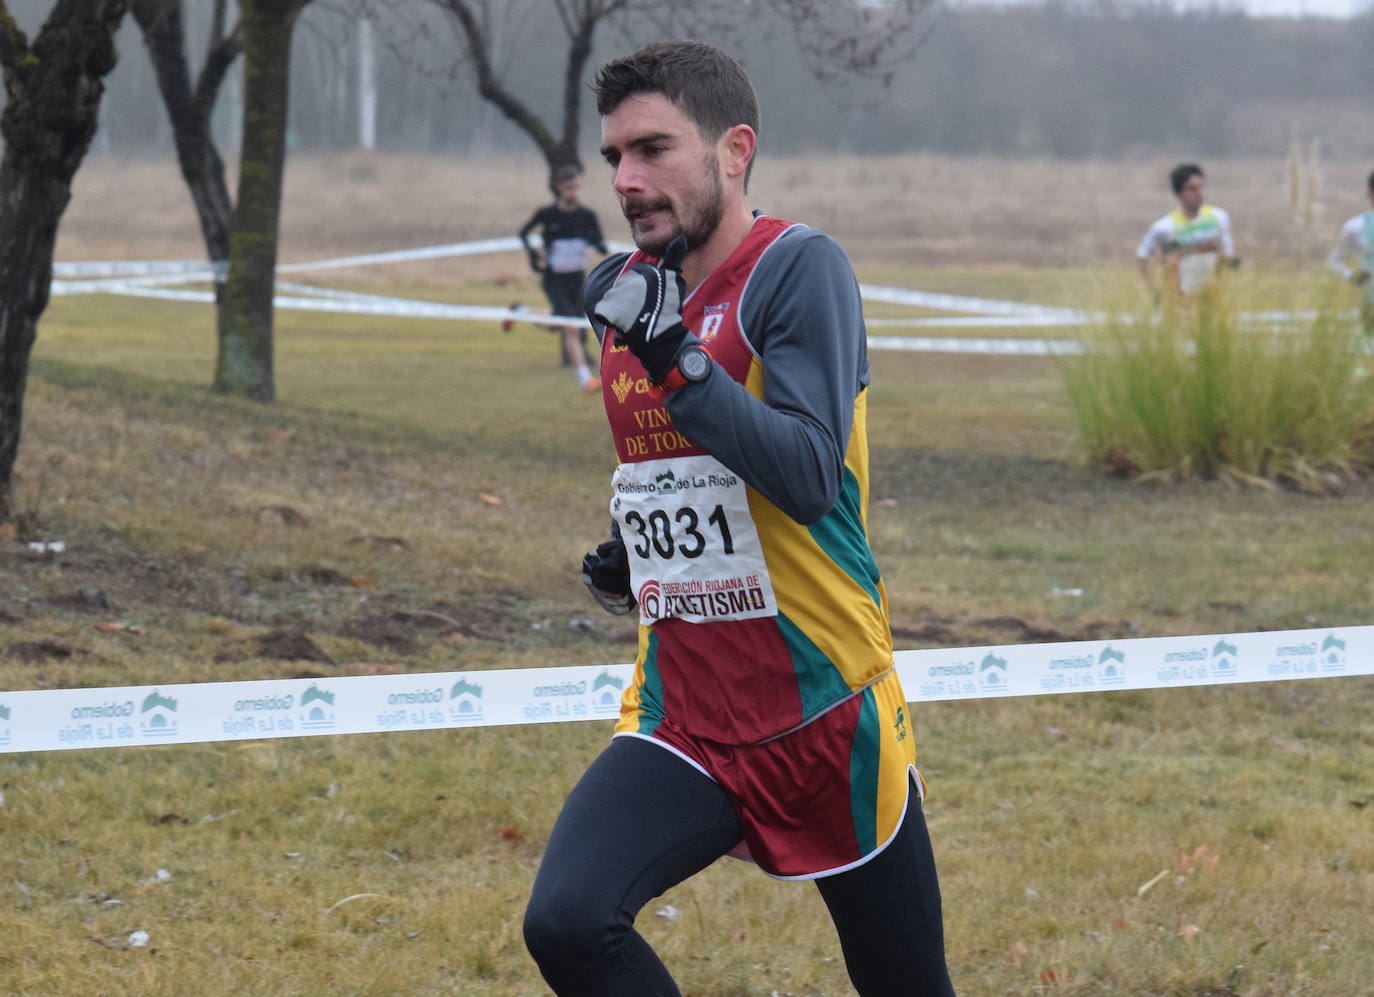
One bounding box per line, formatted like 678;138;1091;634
1226;256;1242;270
581;527;635;616
1354;269;1371;287
592;236;693;384
526;248;545;274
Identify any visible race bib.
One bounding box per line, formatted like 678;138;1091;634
609;454;777;626
1178;252;1217;294
547;238;588;274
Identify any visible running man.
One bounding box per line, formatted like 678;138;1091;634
518;163;608;391
1137;163;1238;300
1325;168;1374;336
522;41;957;997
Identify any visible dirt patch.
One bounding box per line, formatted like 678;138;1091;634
891;611;1133;649
299;565;352;586
339;613;421;654
251;628;335;665
5;639;78;663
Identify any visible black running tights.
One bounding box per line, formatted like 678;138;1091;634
523;736;956;996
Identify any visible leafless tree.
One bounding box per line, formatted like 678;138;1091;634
353;0;935;178
0;0;127;518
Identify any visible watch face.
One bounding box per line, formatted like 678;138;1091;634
680;346;711;381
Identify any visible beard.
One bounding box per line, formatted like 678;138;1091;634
626;152;725;258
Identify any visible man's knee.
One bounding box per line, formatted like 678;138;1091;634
523;881;620;973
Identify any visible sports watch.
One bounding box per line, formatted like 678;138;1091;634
654;343;712;395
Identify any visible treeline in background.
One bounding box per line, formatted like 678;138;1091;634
63;0;1374;163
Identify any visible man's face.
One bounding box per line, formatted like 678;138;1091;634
554;175;581;206
599;92;725;257
1176;174;1206;214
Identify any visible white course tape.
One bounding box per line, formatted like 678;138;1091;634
50;240;1367;348
868;335;1083;355
857;282;1084;320
273;237;637;274
103;282;591;329
0;625;1367;754
53;260;214;278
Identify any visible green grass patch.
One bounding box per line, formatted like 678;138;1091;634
1060;277;1374;490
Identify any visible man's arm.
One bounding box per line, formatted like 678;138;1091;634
1136;220;1165;296
1327;217;1365;281
585;208;609;256
665;228;863;525
1216;207;1236;259
518;208;546;271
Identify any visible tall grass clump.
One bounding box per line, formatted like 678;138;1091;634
1062;282;1374;490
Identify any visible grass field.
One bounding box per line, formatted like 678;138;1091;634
2;153;1373;995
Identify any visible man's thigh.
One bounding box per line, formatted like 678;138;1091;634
531;736;743;921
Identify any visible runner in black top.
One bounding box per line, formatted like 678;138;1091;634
518;164;608;391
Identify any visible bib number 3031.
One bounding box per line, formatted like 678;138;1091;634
609;455;777;625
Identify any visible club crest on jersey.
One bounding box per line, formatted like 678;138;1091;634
699;303;730;343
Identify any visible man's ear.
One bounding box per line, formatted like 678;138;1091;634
719;124;757;182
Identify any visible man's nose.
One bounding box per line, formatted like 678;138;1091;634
613;159;645;197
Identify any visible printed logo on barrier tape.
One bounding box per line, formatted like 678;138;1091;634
918;659;969;698
140;690;179;739
1043;650;1095;692
591;670;624;716
1321;633;1347;674
0;703;9;748
979;653;1008;693
1210;639;1239;679
222;691;296;738
299;684;336;731
448;678;484;723
378;686;446;730
60;697;135;745
1097;645;1127;686
1156;643;1221;684
1268;633;1346;679
522;674;599;722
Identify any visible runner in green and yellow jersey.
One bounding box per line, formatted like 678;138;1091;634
1137;163;1238;300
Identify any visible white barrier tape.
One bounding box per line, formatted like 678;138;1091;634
53;260;214;278
101;282;591;329
858;282;1085;320
868;335;1083;355
50;240;1365;344
0;625;1367;754
52;272;215;296
273;237;637;274
865;315;1091;329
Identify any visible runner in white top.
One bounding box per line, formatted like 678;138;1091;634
1325;168;1374;336
1137;163;1237;299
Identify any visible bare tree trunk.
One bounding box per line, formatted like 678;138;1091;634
0;0;127;519
132;0;240;268
213;0;309;402
357;16;376;150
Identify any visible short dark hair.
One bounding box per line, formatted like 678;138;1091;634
549;161;581;196
593;41;760;181
1170;163;1204;195
1367;168;1374;192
